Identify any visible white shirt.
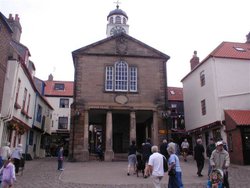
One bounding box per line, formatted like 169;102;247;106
148;152;164;176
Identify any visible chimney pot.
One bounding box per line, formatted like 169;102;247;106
15;14;19;21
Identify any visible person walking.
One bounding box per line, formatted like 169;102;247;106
147;145;164;188
57;146;64;171
167;144;184;188
127;140;137;176
210;141;230;188
181;139;189;162
10;144;23;175
160;139;169;159
142;138;152;178
194;138;205;177
206;138;216;176
1;142;11;164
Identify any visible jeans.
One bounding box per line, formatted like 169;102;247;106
168;171;184;188
58;160;63;170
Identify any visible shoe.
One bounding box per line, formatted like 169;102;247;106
144;175;148;179
198;174;203;177
59;168;64;171
127;173;130;176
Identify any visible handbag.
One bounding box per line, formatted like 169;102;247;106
168;168;176;176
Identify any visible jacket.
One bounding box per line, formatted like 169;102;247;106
210;149;230;170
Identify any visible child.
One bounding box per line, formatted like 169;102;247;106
207;169;223;188
0;159;16;188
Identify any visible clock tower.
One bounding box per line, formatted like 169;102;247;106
106;4;129;37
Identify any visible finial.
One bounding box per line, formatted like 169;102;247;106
114;0;121;9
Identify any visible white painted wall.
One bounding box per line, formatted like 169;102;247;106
183;57;250;131
46;97;73;133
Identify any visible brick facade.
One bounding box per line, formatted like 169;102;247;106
70;34;170;161
0;14;12;112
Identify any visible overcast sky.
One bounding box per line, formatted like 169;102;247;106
1;0;250;87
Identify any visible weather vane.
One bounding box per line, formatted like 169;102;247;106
114;0;121;9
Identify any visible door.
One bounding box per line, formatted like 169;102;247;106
242;128;250;165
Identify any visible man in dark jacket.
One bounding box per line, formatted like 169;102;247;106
160;139;169;159
194;138;205;177
142;138;152;178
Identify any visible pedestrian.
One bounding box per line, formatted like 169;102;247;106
10;144;22;175
142;138;152;178
1;142;11;164
206;138;216;176
181;139;189;162
210;141;230;188
167;144;184;188
194;138;205;177
160;139;169;160
168;138;180;155
127;140;137;176
147;145;164;188
57;146;64;171
0;158;16;188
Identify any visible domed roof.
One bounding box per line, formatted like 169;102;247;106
107;5;128;20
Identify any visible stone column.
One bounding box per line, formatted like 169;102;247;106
130;111;136;143
105;111;114;161
82;110;89;161
152;111;159;146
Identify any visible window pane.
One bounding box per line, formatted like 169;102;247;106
115;61;128;91
60;98;69;108
36;105;42;122
58;117;68;129
200;71;205;86
105;66;113;91
201;99;206;115
54;83;65;90
129;67;137;92
115;16;121;24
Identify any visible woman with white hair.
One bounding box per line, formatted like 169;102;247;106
11;144;23;174
167;144;184;188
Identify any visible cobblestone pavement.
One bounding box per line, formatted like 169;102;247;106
14;156;250;188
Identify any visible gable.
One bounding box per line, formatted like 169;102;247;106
72;33;170;61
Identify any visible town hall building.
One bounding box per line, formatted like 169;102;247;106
69;5;170;161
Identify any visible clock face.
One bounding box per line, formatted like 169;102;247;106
110;26;126;36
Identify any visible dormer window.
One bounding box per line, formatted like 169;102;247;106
54;83;64;90
115;16;121;24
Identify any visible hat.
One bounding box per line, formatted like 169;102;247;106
216;141;223;146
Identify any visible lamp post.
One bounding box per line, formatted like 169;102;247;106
162;109;172;141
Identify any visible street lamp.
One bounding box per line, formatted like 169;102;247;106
162;109;172;140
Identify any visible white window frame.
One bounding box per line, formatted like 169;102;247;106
115;61;128;91
105;66;113;91
129;67;137;92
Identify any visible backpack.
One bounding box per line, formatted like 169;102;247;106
163;156;168;172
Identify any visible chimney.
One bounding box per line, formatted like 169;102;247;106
190;51;199;70
8;14;22;42
48;74;54;81
246;32;250;43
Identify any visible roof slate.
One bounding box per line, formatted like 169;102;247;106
225;110;250;126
